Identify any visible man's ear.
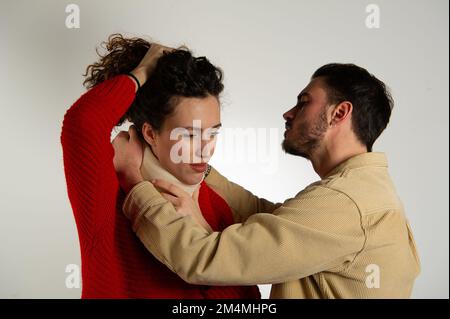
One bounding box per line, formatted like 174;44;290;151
141;122;158;147
330;101;353;126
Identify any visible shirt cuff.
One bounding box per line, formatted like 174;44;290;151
122;180;166;232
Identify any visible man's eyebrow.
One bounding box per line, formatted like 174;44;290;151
297;92;310;100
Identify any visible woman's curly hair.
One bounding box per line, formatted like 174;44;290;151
83;34;224;132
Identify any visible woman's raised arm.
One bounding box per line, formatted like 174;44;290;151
61;41;172;247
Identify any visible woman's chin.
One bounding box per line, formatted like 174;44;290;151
178;171;204;185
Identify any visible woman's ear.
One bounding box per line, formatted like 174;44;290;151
141;122;158;147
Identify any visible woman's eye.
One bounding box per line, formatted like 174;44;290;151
182;131;220;138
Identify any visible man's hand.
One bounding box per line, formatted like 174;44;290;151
152;179;213;232
113;125;144;193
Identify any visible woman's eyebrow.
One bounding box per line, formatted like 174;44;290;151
211;123;222;129
180;123;222;130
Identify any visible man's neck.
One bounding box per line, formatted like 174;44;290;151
310;142;368;179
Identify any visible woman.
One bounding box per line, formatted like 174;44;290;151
61;34;263;298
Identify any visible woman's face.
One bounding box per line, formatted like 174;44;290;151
142;95;221;185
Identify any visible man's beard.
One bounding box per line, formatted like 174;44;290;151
282;109;328;160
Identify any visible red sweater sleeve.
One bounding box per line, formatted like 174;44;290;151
61;75;136;249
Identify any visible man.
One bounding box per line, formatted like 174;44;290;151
113;63;420;298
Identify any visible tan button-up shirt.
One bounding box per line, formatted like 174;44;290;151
122;152;420;298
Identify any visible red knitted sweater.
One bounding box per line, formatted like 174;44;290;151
61;75;260;299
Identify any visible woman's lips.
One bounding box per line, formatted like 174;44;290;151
189;163;208;173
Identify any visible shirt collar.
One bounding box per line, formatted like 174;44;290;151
324;152;388;178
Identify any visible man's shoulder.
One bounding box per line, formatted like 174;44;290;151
289;181;358;210
314;166;403;216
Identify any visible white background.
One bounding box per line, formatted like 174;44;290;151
0;0;448;298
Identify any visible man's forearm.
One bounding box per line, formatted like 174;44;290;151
117;170;144;193
205;167;281;222
122;181;365;286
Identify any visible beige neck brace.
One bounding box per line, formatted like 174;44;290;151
140;143;202;196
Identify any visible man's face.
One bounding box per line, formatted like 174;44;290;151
282;77;330;159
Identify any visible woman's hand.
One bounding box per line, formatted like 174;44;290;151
129;43;174;90
152;179;213;233
113;125;144;193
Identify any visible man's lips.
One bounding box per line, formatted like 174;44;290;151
285;122;292;130
284;122;292;137
189;163;208;173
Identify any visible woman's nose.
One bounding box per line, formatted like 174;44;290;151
199;138;216;161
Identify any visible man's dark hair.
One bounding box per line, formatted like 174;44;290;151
312;63;393;151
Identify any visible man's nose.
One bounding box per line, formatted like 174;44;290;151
283;106;296;121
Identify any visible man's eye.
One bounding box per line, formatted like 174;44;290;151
298;100;308;109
